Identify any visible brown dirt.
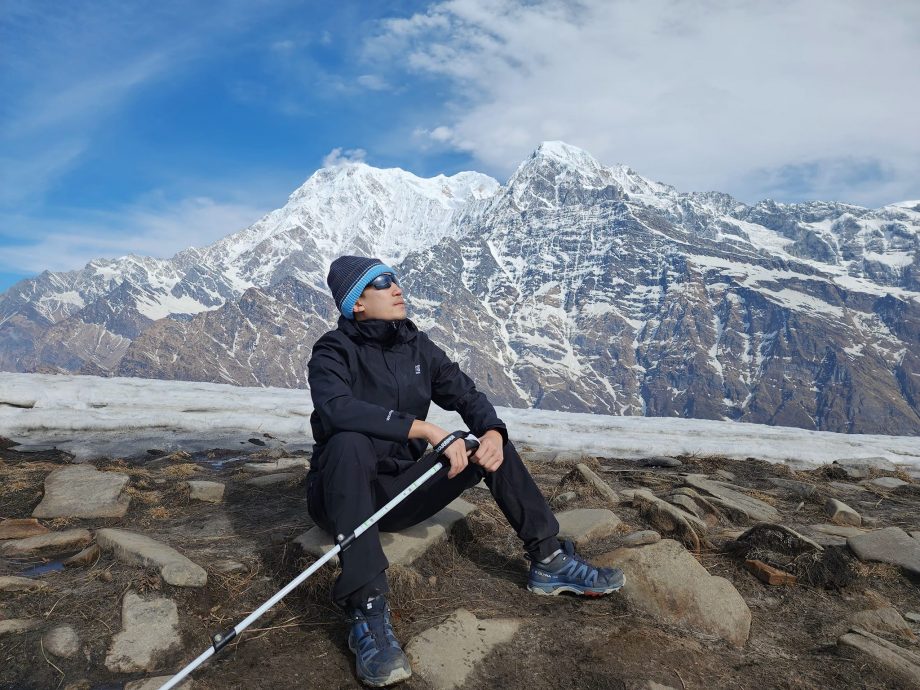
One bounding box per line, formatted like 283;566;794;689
1;445;919;689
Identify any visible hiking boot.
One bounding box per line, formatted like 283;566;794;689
527;539;625;596
347;595;412;687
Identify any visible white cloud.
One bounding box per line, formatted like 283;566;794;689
356;74;390;91
368;0;920;206
322;147;368;167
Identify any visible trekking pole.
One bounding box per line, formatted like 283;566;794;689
158;430;480;690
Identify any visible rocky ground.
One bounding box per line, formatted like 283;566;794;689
1;435;920;690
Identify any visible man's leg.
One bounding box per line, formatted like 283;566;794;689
307;431;389;609
376;440;559;562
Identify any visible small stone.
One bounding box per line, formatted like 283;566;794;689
862;477;909;490
744;560;797;586
639;456;682;468
245;472;297;488
43;625;80;658
105;592;182;672
575;463;619;506
0;529;93;557
556;508;622;548
554;451;589;464
64;544;101;568
0;619;42;636
620;530;661;547
243;457;309;473
905;612;920;624
768;478;817;498
551;491;578;507
910;531;920;542
0;518;50;540
406;609;520;689
125;677;194;690
848;607;916;641
0;576;48;592
428;576;438;587
33;465;131;519
825;498;861;526
185;480;225;503
847;527;920;575
96;528;207;587
715;470;735;482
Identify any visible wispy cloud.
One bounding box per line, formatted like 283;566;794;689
0;194;271;274
322;147;368;167
367;0;920;206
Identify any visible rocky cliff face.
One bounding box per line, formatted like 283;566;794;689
2;142;918;434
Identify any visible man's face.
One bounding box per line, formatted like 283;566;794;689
353;273;407;321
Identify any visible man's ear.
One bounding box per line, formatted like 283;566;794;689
352;300;365;315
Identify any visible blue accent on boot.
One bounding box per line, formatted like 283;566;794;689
347;595;412;686
527;539;626;596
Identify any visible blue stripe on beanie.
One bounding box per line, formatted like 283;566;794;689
327;256;395;319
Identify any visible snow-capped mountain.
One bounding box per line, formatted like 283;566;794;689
2;142;918;434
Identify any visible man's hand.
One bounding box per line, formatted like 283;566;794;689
471;429;504;473
410;420;473;479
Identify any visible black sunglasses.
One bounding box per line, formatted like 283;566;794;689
368;273;399;290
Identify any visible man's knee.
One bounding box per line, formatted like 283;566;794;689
321;432;378;473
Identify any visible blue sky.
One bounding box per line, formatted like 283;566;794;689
1;0;918;294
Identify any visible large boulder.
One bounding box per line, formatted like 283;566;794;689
33;465;130;519
596;539;751;647
847;527;920;576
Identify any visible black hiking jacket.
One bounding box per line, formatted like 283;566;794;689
307;316;508;472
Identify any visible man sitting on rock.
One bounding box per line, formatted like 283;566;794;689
307;255;625;687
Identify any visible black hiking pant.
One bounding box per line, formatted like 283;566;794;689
306;432;560;609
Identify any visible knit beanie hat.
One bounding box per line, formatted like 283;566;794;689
326;255;396;319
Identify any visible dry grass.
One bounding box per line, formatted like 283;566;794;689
149;506;170;520
162;463;201;478
124;487;164;505
853;561;904;582
742;489;779;506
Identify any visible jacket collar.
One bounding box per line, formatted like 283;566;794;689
338;316;419;347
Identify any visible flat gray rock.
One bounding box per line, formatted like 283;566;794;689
828;481;869;494
296;498;477;567
620;530;661;547
0;619;42;636
242;457;310;473
185;480;225;503
406;608;519;690
768;478;817;498
556;508;621;547
33;465;130;519
597;539;751;647
912;531;920;542
43;625;80;658
809;523;867;539
825;498;861;526
0;528;92;557
862;477;909;490
0;518;49;540
640;456;683;468
847;527;920;575
626;489;707;550
0;576;47;592
837;457;898;472
245;472;297;487
837;627;920;685
848;607;915;641
551;491;577;508
96;528;207;587
105;592;182;673
576;463;619;506
906;612;920;624
682;475;779;523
